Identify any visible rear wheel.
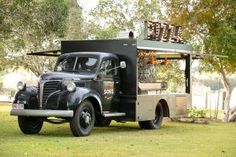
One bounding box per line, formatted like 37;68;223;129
95;115;111;127
70;100;95;137
18;116;43;134
139;103;163;129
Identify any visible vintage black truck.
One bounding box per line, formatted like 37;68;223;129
10;39;193;136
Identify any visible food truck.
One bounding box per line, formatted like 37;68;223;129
10;39;192;136
10;21;193;136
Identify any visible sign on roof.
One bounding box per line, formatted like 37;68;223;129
144;21;184;44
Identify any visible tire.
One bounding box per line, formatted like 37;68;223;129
70;100;95;137
18;116;43;134
95;115;111;127
139;103;163;129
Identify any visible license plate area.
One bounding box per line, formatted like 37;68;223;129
12;103;24;109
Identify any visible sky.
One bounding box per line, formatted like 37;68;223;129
78;0;98;13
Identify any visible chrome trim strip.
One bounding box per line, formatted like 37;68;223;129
10;109;73;117
39;81;45;109
103;112;126;117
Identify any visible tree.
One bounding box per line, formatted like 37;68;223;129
162;0;236;121
89;0;162;39
64;0;87;40
0;0;36;71
0;0;68;76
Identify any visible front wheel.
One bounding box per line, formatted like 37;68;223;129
139;103;163;129
18;116;43;134
70;100;95;137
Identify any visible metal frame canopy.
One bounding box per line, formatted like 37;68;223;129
137;39;193;58
27;39;193;57
27;49;61;57
27;39;193;95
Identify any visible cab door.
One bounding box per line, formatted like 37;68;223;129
99;58;120;111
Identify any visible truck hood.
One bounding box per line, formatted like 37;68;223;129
40;72;95;81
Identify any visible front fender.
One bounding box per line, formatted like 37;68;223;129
67;87;102;111
14;86;39;109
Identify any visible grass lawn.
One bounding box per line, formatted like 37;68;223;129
0;103;236;157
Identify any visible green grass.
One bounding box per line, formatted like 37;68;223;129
0;104;236;157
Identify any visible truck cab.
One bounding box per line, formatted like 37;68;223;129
42;52;122;112
11;51;127;136
11;39;193;137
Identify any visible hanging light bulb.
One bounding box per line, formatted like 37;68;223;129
147;52;158;65
161;58;169;65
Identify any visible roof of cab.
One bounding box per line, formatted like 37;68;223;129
58;51;118;59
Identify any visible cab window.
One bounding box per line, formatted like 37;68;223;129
75;57;98;74
99;59;117;76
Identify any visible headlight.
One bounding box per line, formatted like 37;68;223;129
17;81;26;91
64;81;76;92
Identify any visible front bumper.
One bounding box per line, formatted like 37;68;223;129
10;109;74;117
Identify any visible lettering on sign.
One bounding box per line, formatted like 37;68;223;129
104;89;114;95
144;21;184;44
103;81;114;100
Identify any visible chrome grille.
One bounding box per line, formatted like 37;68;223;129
39;81;60;108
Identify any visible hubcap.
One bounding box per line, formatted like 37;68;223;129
80;109;92;129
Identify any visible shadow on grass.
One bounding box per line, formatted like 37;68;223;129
6;125;165;138
37;123;142;137
26;122;178;137
2;115;188;138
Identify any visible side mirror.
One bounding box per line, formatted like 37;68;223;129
120;61;126;69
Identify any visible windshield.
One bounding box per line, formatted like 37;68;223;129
56;56;76;72
56;56;98;74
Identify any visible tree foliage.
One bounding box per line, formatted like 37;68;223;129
38;0;68;38
162;0;236;72
64;0;87;40
0;0;68;76
89;0;162;39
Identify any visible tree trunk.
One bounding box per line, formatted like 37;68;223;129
219;67;232;122
229;106;236;122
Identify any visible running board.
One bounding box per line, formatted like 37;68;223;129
103;112;126;117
